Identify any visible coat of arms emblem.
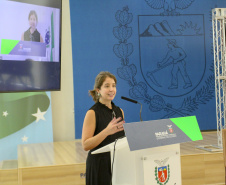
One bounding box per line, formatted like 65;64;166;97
154;157;170;184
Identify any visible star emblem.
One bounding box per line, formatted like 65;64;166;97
3;111;8;117
32;108;47;122
21;135;28;142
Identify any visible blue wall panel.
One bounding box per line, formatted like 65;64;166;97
70;0;226;139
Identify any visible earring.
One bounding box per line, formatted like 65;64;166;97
97;93;101;97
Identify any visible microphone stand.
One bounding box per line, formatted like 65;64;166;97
121;96;143;122
137;102;143;122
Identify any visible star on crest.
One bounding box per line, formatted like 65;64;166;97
32;108;47;122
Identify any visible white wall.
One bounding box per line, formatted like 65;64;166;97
51;0;75;141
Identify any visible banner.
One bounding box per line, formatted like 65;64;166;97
0;92;53;161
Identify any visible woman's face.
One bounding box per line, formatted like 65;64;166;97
98;77;116;103
29;14;37;29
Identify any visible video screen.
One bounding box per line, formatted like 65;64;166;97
0;0;61;92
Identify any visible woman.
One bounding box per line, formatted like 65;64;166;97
21;10;43;42
82;71;125;185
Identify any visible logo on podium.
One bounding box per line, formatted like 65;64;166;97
155;158;170;184
167;125;173;133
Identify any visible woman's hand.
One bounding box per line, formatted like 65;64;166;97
105;117;125;135
82;110;125;151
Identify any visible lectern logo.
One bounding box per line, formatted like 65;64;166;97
154;158;170;184
167;125;173;133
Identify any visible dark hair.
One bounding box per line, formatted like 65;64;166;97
28;10;38;22
89;71;117;102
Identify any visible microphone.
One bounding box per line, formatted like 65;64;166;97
121;96;143;121
121;96;138;104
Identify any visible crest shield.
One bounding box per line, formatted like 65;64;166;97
158;166;168;183
139;15;206;97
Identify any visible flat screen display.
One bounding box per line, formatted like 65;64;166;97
0;0;61;92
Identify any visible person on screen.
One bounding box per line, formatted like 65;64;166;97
82;71;125;185
21;10;43;42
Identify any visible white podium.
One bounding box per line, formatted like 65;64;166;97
92;116;202;185
92;137;180;185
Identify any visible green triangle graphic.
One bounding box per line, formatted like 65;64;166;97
1;39;19;54
170;116;203;141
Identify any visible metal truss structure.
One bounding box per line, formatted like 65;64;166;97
213;8;226;148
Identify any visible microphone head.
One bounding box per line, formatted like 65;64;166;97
121;96;138;104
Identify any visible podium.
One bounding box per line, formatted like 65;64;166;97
92;116;203;185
